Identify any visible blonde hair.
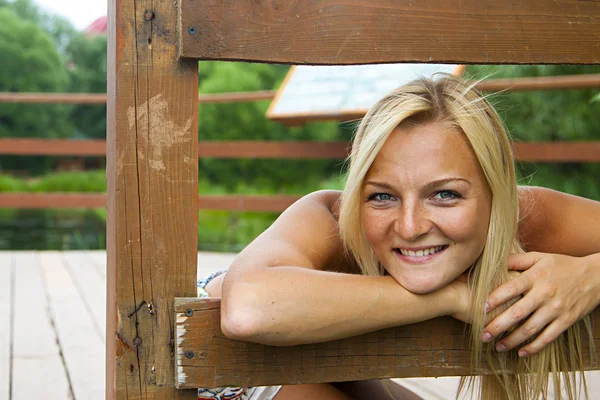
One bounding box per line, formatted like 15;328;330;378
338;75;592;399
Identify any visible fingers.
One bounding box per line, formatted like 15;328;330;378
490;310;551;354
486;273;532;313
507;252;540;271
515;320;569;357
483;292;541;343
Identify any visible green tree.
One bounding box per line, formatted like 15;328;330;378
0;7;72;172
198;61;344;193
467;65;600;200
65;34;107;139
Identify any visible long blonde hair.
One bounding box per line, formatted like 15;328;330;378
338;75;592;399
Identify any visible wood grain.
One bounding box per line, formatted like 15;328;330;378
106;0;199;398
179;0;600;64
174;298;600;388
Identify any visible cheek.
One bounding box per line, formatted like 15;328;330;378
436;204;490;248
362;208;392;246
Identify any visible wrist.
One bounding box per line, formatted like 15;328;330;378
583;252;600;308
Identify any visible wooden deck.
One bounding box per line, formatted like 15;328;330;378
0;250;235;400
1;251;598;399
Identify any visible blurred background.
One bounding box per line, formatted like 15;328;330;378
0;0;599;254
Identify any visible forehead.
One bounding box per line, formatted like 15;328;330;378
366;122;483;183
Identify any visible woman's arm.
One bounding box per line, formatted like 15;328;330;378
221;190;469;346
483;186;600;355
518;186;600;256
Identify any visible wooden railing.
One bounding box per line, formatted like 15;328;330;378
1;74;600;211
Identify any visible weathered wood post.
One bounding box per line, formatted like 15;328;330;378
106;0;199;398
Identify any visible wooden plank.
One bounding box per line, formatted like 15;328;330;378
0;138;350;159
0;91;276;104
0;138;106;156
82;250;107;279
3;139;600;162
513;142;600;162
106;0;199;398
61;252;106;342
0;193;106;209
0;253;13;400
12;252;71;399
477;74;600;92
179;0;600;65
0;92;106;104
197;141;350;159
174;298;600;388
39;252;104;399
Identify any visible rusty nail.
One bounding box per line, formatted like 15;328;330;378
185;308;193;317
188;27;197;35
144;11;154;21
185;351;194;359
133;337;142;346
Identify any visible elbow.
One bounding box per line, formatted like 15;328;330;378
220;306;261;342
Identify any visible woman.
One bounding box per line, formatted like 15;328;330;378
202;76;600;399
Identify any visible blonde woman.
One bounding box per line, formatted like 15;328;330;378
203;76;600;400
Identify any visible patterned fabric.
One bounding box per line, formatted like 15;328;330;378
196;271;281;400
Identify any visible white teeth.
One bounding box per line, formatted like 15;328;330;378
398;246;444;257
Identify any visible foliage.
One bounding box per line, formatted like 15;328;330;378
64;33;107;139
0;7;72;173
466;65;600;201
198;61;345;192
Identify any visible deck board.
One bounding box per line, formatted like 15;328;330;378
38;252;104;399
61;252;105;341
0;253;12;400
13;252;71;399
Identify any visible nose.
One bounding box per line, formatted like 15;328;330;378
393;200;432;242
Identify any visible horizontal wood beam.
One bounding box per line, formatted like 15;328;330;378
179;0;600;65
0;91;276;104
173;298;600;388
1;139;599;162
2;74;600;105
0;193;301;212
476;74;600;92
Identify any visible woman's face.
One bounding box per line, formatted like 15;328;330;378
362;122;491;294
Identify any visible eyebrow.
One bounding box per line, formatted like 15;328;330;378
364;177;471;191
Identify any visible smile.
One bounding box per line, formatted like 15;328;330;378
394;245;448;257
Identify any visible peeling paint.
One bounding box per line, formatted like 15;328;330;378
177;366;188;384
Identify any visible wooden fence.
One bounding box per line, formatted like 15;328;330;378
1;74;600;211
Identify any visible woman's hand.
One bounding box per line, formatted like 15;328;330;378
482;252;600;357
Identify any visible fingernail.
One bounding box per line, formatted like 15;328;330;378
484;302;489;313
496;343;507;352
482;332;492;342
518;350;528;358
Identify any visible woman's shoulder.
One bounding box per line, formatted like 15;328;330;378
282;190;356;273
296;190;342;221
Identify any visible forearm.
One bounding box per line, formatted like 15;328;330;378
221;266;452;346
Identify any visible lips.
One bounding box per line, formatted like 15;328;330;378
394;245;448;257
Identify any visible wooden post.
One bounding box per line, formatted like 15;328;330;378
106;0;198;398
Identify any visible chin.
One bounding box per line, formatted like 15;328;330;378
392;273;450;295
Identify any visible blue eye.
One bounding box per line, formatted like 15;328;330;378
433;191;459;200
368;193;395;202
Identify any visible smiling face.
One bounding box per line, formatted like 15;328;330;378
362;121;492;294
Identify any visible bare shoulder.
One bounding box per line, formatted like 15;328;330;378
518;186;600;256
231;190;355;273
